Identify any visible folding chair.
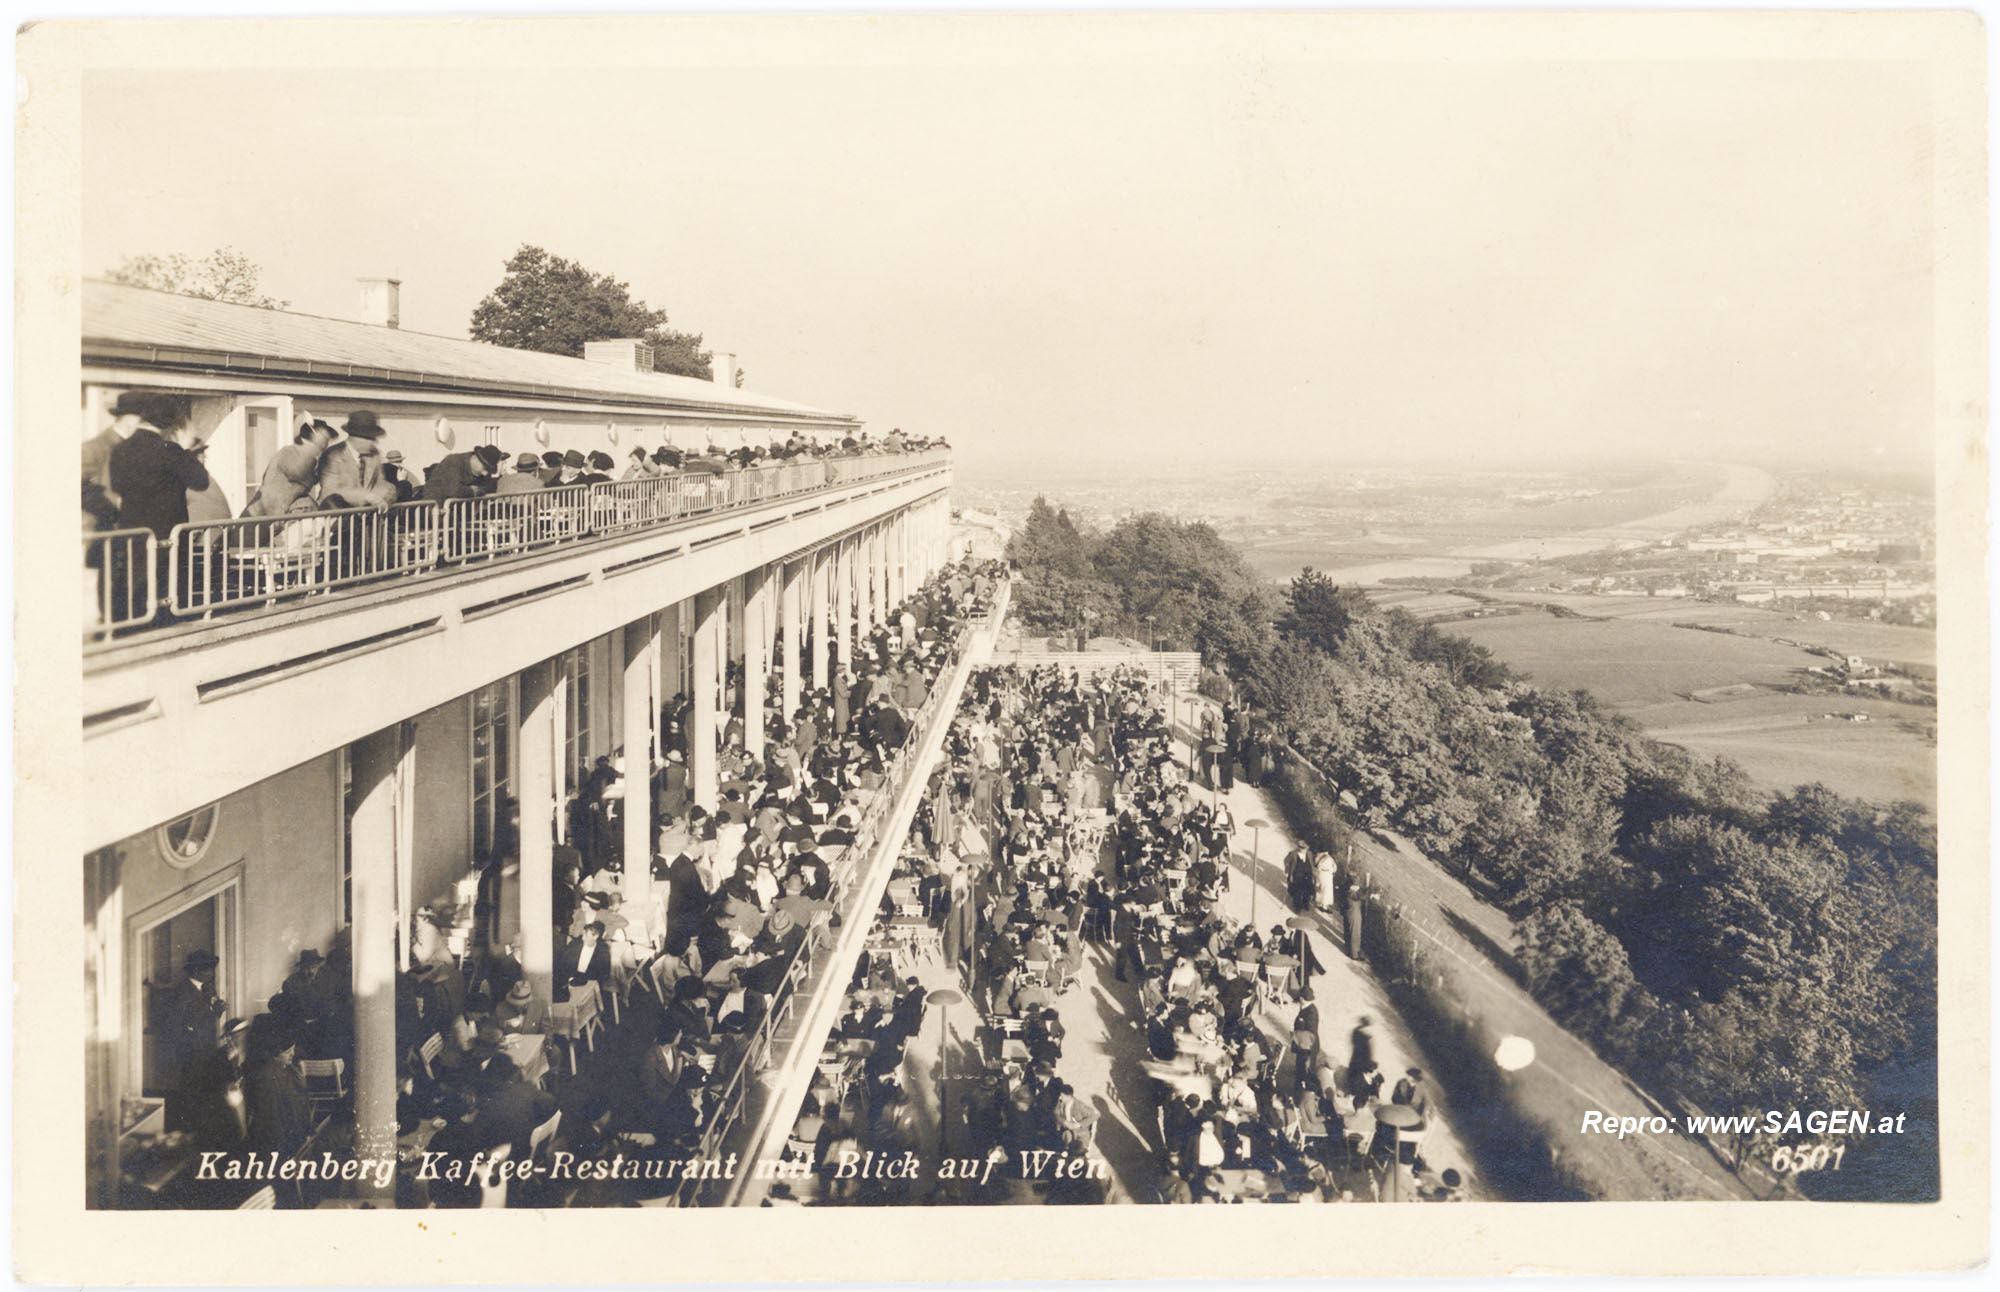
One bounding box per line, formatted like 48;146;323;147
299;1057;348;1121
238;1185;277;1210
527;1110;562;1168
414;1032;444;1082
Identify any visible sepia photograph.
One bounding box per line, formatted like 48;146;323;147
14;9;1988;1283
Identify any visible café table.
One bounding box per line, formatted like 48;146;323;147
501;1032;551;1088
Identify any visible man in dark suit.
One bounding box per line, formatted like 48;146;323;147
472;1056;558;1161
110;394;206;540
420;444;503;502
559;921;612;1002
157;949;226;1130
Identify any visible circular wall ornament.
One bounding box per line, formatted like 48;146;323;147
156;803;221;869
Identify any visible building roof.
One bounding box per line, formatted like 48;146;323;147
82;279;858;426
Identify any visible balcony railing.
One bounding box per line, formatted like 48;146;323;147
82;449;949;646
81;528;157;641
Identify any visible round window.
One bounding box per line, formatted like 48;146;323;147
156;804;220;868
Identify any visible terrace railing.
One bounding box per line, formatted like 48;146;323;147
87;449;948;645
82;528;158;640
669;580;997;1206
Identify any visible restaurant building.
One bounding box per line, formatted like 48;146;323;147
79;280;957;1206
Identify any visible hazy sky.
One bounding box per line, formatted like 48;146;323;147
82;51;1934;475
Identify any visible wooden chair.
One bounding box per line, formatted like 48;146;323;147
527;1110;562;1168
238;1185;277;1210
414;1032;444;1082
1020;958;1050;988
299;1057;348;1120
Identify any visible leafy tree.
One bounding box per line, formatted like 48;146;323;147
469;244;713;377
106;247;288;308
1280;568;1373;654
1515;902;1647;1039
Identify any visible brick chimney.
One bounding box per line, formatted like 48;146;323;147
584;338;655;372
712;352;737;388
357;277;401;329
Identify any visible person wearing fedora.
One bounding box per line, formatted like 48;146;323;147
496;452;545;495
245;419;337;518
155;948;227;1132
315;411;398;512
81;390;163;529
380;448;419;503
313;410;398;580
495;977;548;1035
420;442;504;502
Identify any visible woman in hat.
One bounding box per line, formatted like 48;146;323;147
242;1014;313;1161
579;451;615;486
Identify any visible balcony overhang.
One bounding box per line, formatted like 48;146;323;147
80;465;949;851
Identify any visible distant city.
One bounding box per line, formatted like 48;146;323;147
957;458;1937;808
957;460;1933;626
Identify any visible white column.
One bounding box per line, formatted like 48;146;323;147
692;588;723;809
866;526;883;628
835;537;854;671
621;616;657;875
348;723;408;1206
517;665;558;1006
781;559;804;721
743;567;770;761
809;549;830;692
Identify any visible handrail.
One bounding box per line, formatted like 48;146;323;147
669;583;995;1206
81;528;158;639
89;450;950;643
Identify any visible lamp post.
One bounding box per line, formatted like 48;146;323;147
1245;818;1269;930
928;987;965;1177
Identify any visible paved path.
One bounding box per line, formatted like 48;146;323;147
886;697;1479;1204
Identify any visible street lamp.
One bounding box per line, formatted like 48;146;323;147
1245;818;1269;931
928;987;965;1174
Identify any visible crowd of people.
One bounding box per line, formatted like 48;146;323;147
786;660;1468;1205
127;556;1005;1208
81;394;948;627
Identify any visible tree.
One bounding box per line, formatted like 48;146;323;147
1515;901;1647;1039
1280;568;1373;655
469;245;713;378
106;247;288;308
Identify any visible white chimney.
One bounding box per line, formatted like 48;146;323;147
584;338;655;372
712;351;738;387
357;277;401;329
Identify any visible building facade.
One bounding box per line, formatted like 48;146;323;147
79;281;955;1207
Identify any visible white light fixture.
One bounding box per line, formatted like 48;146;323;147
434;416;452;445
535;419;550;446
607;421;619;444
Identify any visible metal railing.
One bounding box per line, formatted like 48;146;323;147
442;486;592;564
82;528;158;639
671;578;997;1206
88;449;948;641
165;502;447;618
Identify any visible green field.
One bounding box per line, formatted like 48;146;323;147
1450;610;1936;807
1475;592;1936;670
